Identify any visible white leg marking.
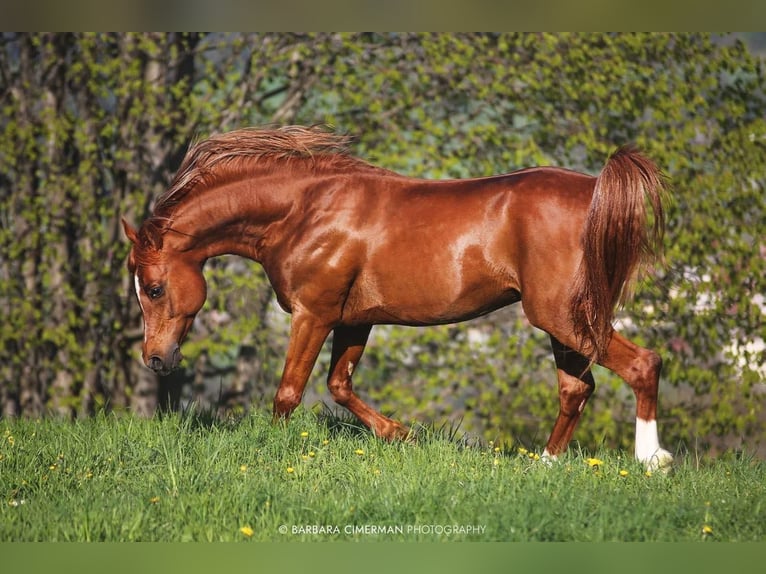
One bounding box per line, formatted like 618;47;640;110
635;417;673;471
540;448;557;466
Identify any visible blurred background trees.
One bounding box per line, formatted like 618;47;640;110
1;33;764;456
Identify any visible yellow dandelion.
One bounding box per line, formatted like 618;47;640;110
619;469;629;477
586;457;604;467
493;446;501;453
49;463;57;471
308;451;315;458
240;526;254;537
354;449;365;456
149;496;160;504
645;470;653;477
530;452;540;461
517;447;528;456
239;464;248;473
702;525;713;535
300;431;309;438
7;435;15;446
286;467;294;474
301;455;309;461
322;439;329;446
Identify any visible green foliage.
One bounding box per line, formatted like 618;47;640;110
1;33;764;457
1;411;764;541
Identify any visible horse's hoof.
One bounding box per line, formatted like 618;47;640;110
644;449;674;474
376;420;410;442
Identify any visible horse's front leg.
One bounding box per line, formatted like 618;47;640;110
272;312;332;420
326;324;410;440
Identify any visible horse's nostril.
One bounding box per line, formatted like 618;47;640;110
148;355;165;373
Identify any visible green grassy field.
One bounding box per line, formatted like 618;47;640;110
1;408;764;542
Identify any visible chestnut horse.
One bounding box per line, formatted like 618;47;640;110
123;125;672;470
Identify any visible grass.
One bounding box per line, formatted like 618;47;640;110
1;408;764;542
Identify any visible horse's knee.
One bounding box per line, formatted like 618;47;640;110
273;385;302;416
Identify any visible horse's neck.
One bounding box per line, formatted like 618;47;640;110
166;175;297;262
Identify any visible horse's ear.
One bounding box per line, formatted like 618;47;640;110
122;217;164;251
122;218;139;245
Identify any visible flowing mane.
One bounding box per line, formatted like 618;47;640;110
131;125;389;267
154;125;381;217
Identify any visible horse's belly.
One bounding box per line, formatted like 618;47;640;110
341;268;521;326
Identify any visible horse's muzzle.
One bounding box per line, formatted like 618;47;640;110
146;344;182;375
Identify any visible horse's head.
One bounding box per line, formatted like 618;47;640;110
123;219;207;375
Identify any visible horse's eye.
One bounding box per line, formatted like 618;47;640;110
148;286;164;300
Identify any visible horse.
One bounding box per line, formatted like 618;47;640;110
123;125;673;470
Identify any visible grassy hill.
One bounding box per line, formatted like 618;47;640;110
1;408;763;542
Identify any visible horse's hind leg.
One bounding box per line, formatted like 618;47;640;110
542;328;673;470
599;332;673;471
326;324;410;440
543;336;595;460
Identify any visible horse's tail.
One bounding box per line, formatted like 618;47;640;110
570;146;666;363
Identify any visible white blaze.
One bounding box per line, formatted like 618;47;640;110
134;274;147;345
